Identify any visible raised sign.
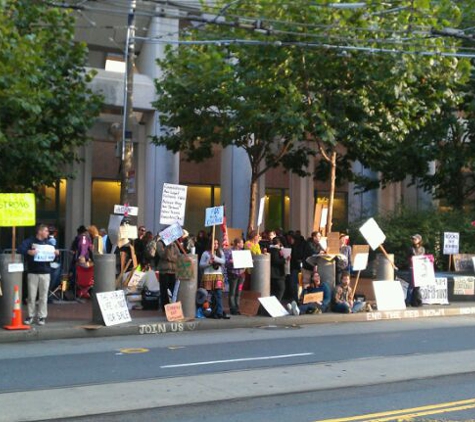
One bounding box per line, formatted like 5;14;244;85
114;204;138;216
0;193;36;227
443;232;459;255
159;222;183;246
205;206;224;227
160;183;188;226
359;218;386;251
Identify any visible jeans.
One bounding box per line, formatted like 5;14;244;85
27;273;50;319
271;277;286;302
290;269;300;303
212;288;224;316
228;273;244;313
159;273;176;310
333;301;365;313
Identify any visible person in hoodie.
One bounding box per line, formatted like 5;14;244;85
269;237;287;302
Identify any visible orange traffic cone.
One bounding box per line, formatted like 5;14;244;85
4;285;30;330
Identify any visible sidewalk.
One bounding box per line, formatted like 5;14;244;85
1;298;475;344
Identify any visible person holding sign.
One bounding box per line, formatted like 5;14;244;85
200;239;229;319
224;238;247;315
156;239;180;311
332;272;365;314
292;271;331;315
21;224;59;325
407;234;426;307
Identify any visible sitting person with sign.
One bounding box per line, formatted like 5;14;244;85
287;270;331;315
332;271;365;313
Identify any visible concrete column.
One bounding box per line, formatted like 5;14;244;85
251;254;271;297
289;171;314;236
177;255;198;318
92;254;117;324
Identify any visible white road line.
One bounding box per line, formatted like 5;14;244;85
160;352;314;368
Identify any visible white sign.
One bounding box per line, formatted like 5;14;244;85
160;183;188;226
114;204;139;216
420;278;449;305
320;208;328;228
8;263;24;273
258;296;289;317
108;214;123;247
443;232;459;255
33;244;56;262
232;250;254;269
352;253;369;272
119;224;138;240
205;206;224;227
257;196;265;227
96;290;132;326
453;276;475;295
412;255;436;287
282;248;292;259
373;280;406;311
159;222;183;246
359;218;386;250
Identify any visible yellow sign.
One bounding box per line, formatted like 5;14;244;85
0;193;36;227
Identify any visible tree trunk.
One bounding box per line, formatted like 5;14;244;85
326;150;337;234
247;178;258;237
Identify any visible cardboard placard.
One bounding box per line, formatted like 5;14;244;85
96;290;132;326
303;291;324;304
239;291;261;316
159;222;183;246
0;193;36;227
205;206;224;227
313;202;324;232
420;277;449;305
453;276;475;295
160;183;188;226
359;218;386;251
165;301;185;322
443;232;459;255
258;296;289;317
412;254;436;287
232;250;254;269
176;255;194;280
119;224;138;240
453;254;475;272
351;245;370;265
326;232;340;255
373;280;406;311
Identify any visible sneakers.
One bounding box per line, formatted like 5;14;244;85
37;318;46;326
24;317;33;325
290;301;300;316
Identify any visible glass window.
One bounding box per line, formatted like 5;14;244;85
264;188;289;232
316;192;348;232
91;179;121;229
185;185;221;237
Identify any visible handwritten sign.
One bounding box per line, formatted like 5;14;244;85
420;278;449;305
303;291;324;304
232;250;254;269
453;276;475;295
176;255;194;280
159;222;183;246
33;244;56;262
443;232;459;255
114;204;138;216
0;193;36;227
205;206;224;227
165;301;185;322
359;218;386;250
96;290;132;326
326;232;340;255
160;183;188;226
412;255;436;287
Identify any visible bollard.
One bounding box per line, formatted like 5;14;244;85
375;253;394;281
0;254;24;327
251;254;271;297
92;254;117;324
315;256;336;289
177;254;198;318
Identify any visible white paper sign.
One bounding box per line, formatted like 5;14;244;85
96;290;132;326
412;255;436;287
282;248;292;259
159;222;183;246
108;214;123;246
352;253;369;272
119;224;138;240
8;263;24;273
205;206;224;227
443;232;459;255
258;296;289;317
373;280;406;311
420;277;449;305
160;183;188;226
359;218;386;250
33;244;55;262
320;207;328;228
232;250;254;269
114;204;138;216
453;276;475;295
257;196;265;227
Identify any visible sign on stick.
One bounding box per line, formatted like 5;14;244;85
159;222;183;246
0;193;36;227
443;232;459;255
114;204;138;216
359;218;386;250
257;197;265;227
160;183;188;226
205;206;224;227
373;280;406;311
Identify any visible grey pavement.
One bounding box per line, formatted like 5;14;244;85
1;299;475;344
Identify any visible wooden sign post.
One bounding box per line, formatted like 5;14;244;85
350;245;370;301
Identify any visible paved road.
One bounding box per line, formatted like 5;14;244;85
2;317;475;421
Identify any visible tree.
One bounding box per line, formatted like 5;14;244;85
0;0;102;193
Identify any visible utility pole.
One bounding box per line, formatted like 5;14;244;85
120;0;136;206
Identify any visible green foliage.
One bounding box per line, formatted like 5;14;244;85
0;0;103;193
349;208;475;271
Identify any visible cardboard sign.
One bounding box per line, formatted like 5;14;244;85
258;296;289;317
165;301;185;322
33;244;56;262
420;277;449;305
326;232;340;255
127;270;145;291
443;232;459;255
96;290;132;326
119;224;138;240
257;196;265;227
176;255;194;280
0;193;36;227
239;291;261;316
352;253;369;272
160;183;188;226
114;204;138;216
303;291;324;304
232;250;254;269
453;276;475;295
453;254;475;272
313;202;324;232
359;218;386;250
205;206;224;227
159;222;183;246
373;280;406;311
412;255;436;287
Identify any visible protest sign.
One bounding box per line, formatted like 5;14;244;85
453;254;475;272
443;232;459;255
258;296;289;317
353;253;369;272
205;206;224;227
96;290;132;326
412;255;436;287
359;218;386;250
33;244;56;262
0;193;36;227
159;222;184;246
160;183;188;226
326;232;340;255
232;250;254;269
453;276;475;295
176;255;194;280
303;291;324;304
113;204;138;216
257;196;265;227
165;302;185;322
420;278;449;305
373;280;406;311
119;224;138;240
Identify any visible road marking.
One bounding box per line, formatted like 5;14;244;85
315;397;475;422
160;352;314;368
118;348;150;354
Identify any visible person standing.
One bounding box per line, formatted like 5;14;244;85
408;234;426;307
21;224;59;325
224;237;247;315
302;231;326;287
269;237;286;302
156;239;180;311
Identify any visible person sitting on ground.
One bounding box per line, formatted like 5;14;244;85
332;271;365;313
287;269;331;315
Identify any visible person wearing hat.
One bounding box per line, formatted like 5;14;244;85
407;234;425;307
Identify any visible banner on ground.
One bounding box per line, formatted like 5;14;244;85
420;277;449;305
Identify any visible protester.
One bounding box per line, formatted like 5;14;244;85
245;230;262;255
332;271;365;313
156;239;180;311
20;224;59;325
47;225;62;300
224;237;247;315
302;231;326;287
287;270;331;315
289;234;305;303
134;225;147;266
88;225;104;255
269;237;286;302
336;233;352;284
407;234;426;307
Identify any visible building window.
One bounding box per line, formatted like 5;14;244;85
264;188;289;232
91;179;121;230
185;185;221;236
315;192;348;232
